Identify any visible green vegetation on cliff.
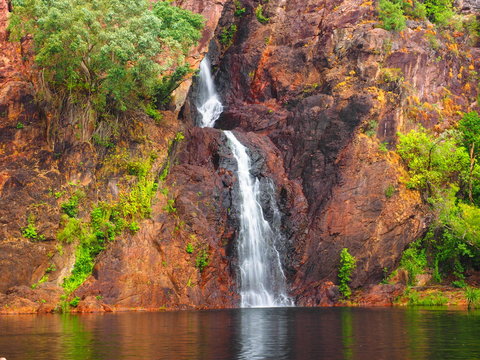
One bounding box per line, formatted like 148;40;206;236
397;112;480;284
338;248;357;298
9;0;203;115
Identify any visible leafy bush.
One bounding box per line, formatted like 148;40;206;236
234;0;246;16
69;296;80;308
61;191;85;218
22;215;45;241
424;0;454;24
397;128;467;196
195;249;209;272
465;287;480;309
60;152;159;294
405;289;449;306
338;248;357;298
399;242;427;285
185;243;194;254
385;184;396;198
255;4;269;24
397;121;480;282
220;24;237;47
379;0;406;31
9;0;203;114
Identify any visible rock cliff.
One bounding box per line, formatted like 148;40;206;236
0;0;478;312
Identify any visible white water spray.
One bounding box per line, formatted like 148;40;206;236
196;58;223;128
196;56;293;307
224;131;293;307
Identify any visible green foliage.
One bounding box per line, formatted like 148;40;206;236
61;191;85;218
128;221;140;233
465;286;480;309
379;142;389;153
385;184;396;198
459;112;480;155
154;64;193;109
31;274;49;289
144;102;163;124
45;264;57;273
69;296;80;308
22;215;45;241
195;249;209;272
364;120;378;137
234;0;246;16
338;248;357;299
163;199;177;213
255;4;269;24
397;128;467;195
9;0;203;114
185;243;194;254
399;242;427;285
405;289;449;306
92;134;115;149
424;0;454;24
220;24;237;47
397;124;480;282
16;121;24;129
379;0;406;31
57;216;85;243
60;152;159;294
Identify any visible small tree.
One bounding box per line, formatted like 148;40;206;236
459;111;480;203
338;248;357;299
379;0;407;32
9;0;203;115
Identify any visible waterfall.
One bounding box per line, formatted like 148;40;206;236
196;58;223;128
224;132;293;307
196;56;293;308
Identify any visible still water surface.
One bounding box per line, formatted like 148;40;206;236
1;307;479;360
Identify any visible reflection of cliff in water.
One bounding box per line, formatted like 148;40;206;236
2;308;480;359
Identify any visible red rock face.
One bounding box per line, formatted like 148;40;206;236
182;0;478;305
0;0;478;312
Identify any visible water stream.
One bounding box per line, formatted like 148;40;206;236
196;56;293;307
196;57;223;128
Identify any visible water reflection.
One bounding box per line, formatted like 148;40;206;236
237;308;291;360
1;307;480;359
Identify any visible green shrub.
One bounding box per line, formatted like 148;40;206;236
69;296;80;308
406;289;449;306
385;184;396;198
465;287;480;309
220;24;237;47
424;0;454;24
255;4;269;24
22;216;45;241
379;142;389;153
9;0;203;114
16;121;24;129
379;0;406;31
61;191;85;218
234;0;246;16
195;249;209;272
338;248;357;298
364;120;378;137
164;199;177;214
57;216;84;243
128;221;140;233
400;242;427;285
185;243;194;254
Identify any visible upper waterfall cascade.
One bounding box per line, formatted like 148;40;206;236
196;58;223;128
195;56;293;308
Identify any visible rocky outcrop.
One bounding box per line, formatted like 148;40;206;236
187;0;479;305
